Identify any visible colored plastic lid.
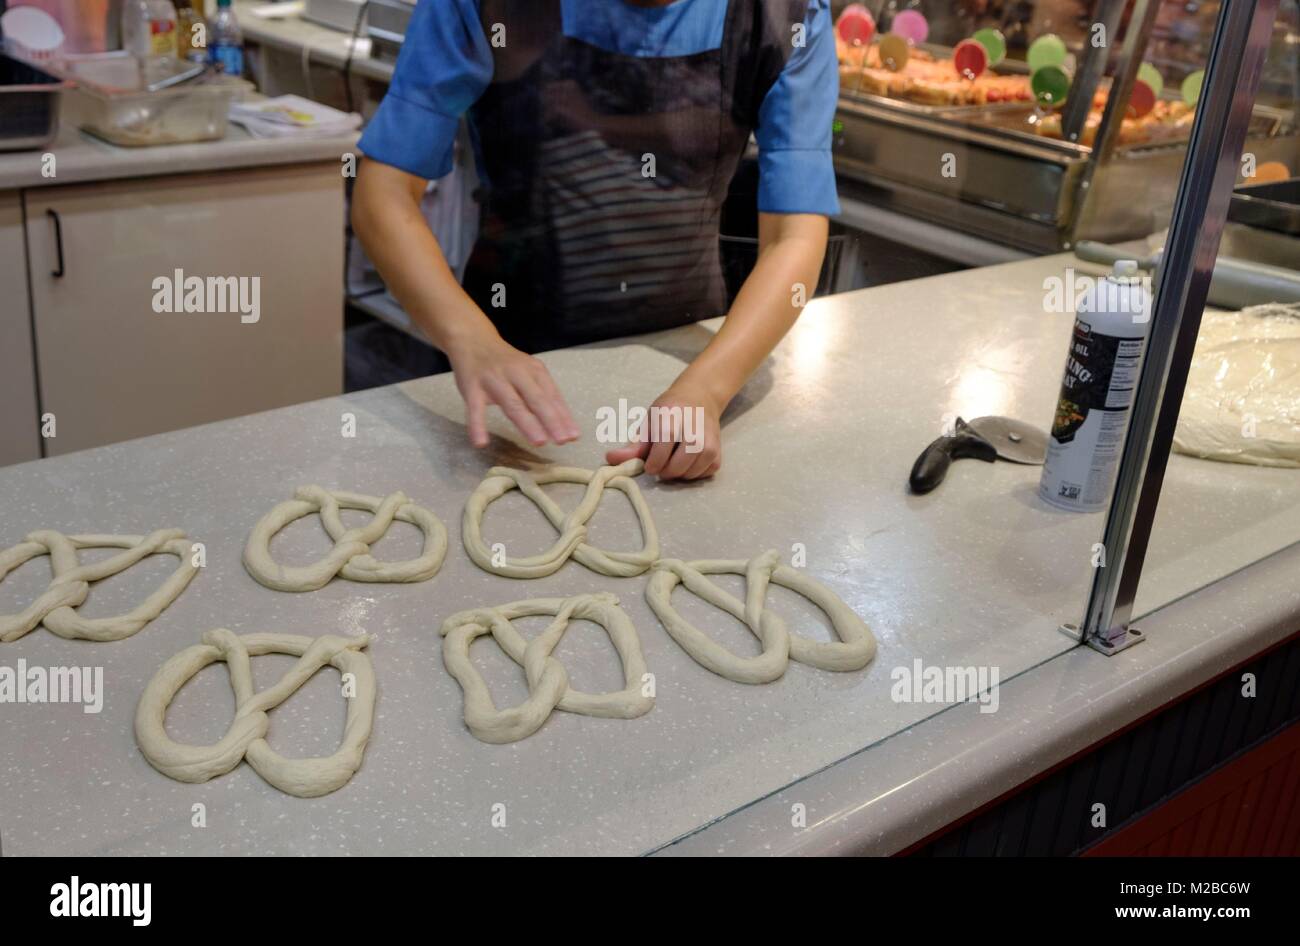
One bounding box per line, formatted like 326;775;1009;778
1031;65;1071;106
1137;62;1164;97
836;4;876;45
1182;69;1205;106
877;32;911;72
1129;79;1157;118
891;9;929;44
972;28;1006;65
1027;34;1067;72
0;6;65;56
954;39;989;80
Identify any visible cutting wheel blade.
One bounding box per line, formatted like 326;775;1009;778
967;416;1048;465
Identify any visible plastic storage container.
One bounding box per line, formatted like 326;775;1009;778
60;52;251;147
0;52;67;151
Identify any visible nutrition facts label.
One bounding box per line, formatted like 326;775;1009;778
1104;338;1144;410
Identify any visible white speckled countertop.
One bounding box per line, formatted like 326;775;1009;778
0;115;358;191
0;253;1295;855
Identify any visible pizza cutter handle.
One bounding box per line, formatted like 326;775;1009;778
908;422;999;494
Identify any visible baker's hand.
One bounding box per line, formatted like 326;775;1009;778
605;382;722;480
447;334;580;449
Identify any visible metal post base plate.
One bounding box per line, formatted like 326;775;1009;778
1059;623;1147;654
1092;625;1146;655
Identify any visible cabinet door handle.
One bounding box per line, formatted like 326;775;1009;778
47;209;65;278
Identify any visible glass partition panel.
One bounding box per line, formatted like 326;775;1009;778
1133;3;1300;618
820;0;1253;729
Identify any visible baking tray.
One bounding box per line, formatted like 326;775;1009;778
838;86;1024;118
958;99;1284;154
833;91;1088;255
0;53;68;151
1229;178;1300;235
836;41;1034;115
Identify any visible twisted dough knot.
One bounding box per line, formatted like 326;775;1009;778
0;529;199;643
135;629;376;798
462;459;659;579
440;592;654;743
243;485;448;592
646;550;877;684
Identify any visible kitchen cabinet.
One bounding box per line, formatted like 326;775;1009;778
0;190;42;465
15;161;343;457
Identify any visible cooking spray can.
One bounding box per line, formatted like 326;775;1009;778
1039;260;1152;512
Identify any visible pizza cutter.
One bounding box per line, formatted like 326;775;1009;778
908;416;1048;495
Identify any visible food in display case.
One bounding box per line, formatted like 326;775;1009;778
831;1;1295;252
1033;89;1197;146
836;39;1033;107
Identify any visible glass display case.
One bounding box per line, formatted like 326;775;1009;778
831;0;1299;253
830;1;1298;653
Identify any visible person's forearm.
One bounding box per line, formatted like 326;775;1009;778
351;161;497;355
676;213;829;408
352;159;579;447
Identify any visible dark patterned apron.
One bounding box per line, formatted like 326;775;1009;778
463;0;804;352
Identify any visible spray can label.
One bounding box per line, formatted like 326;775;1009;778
1039;318;1145;511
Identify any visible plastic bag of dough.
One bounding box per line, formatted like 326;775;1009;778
1174;303;1300;467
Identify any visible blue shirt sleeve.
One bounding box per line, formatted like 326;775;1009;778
754;0;841;216
358;0;492;180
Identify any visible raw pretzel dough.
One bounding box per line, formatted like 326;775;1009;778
0;529;199;643
243;486;447;592
462;459;659;579
646;550;877;684
1174;304;1300;467
440;592;653;743
135;629;375;798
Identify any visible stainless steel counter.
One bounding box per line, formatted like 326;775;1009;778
0;253;1296;855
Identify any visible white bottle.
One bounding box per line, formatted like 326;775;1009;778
121;0;178;61
1039;260;1152;512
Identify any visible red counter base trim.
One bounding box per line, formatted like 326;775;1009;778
1083;720;1300;856
905;627;1300;857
